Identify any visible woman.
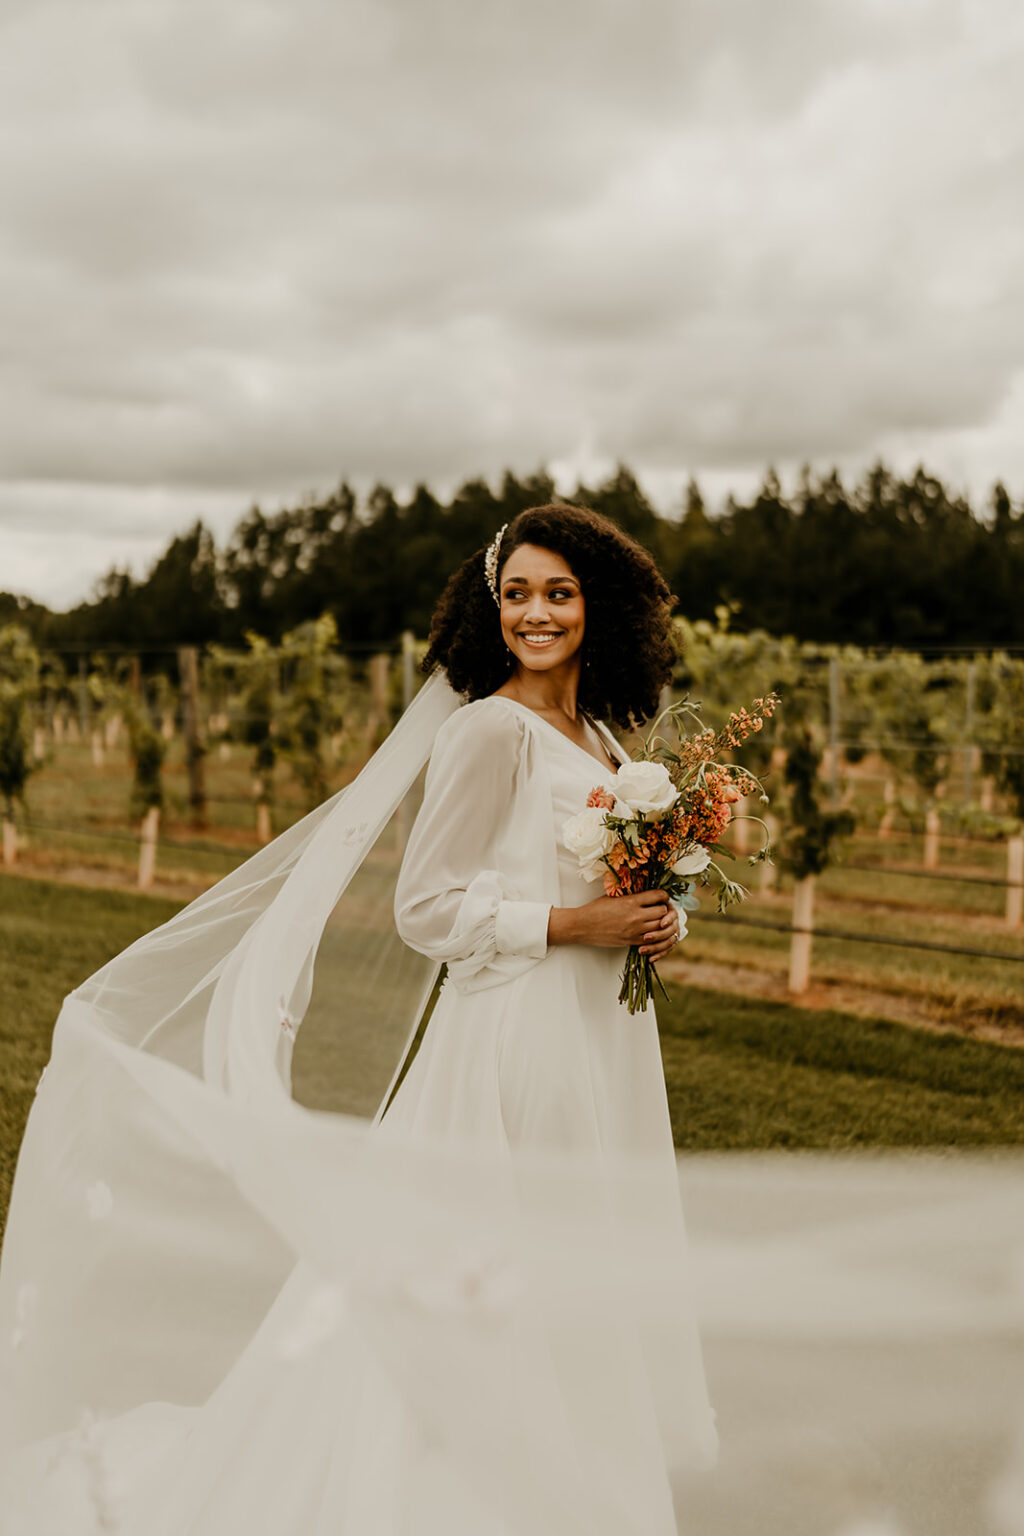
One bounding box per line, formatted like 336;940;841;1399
0;504;716;1535
386;503;691;1158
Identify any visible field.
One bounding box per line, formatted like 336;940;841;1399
3;700;1024;1249
4;870;1023;1244
11;728;1024;1038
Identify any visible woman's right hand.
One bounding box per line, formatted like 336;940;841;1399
548;891;674;950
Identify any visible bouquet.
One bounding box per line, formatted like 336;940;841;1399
562;692;780;1013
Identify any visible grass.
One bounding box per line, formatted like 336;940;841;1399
3;872;1023;1244
658;982;1024;1150
0;873;182;1241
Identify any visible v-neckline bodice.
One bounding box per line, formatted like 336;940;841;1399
490;695;624;777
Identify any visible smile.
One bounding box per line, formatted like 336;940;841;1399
518;633;564;647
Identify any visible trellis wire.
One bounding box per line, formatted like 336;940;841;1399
10;815;1023;968
688;910;1024;965
837;862;1015;890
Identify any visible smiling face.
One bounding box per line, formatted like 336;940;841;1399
498;543;585;674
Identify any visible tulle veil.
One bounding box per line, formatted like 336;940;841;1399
0;667;717;1535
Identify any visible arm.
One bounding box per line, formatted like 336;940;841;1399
394;702;551;990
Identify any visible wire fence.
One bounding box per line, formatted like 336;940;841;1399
688;911;1024;966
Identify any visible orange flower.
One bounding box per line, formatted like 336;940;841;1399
586;786;616;810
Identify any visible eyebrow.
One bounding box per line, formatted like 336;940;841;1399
501;574;580;588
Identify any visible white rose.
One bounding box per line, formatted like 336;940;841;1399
562;807;614;870
612;760;677;820
672;845;711;877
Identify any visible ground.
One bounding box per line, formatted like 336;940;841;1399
3;869;1022;1243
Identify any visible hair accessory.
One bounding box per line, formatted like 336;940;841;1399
484;523;508;606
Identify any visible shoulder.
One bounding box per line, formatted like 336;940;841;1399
428;695;527;768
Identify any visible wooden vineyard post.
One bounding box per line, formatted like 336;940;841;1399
178;646;207;829
365;653;391;751
788;874;815;994
878;779;896;840
2;816;16;868
1007;836;1024;929
923;807;940;870
395;633;418;856
76;655;89;740
827;655;841;807
138;807;160;890
256;801;272;846
401;630;416;713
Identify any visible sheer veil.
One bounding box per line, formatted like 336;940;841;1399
0;666;717;1534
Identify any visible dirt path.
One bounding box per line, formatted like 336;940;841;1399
659;954;1024;1048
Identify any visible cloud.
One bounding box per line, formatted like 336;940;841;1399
1;0;1022;603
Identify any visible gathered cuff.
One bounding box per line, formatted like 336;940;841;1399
495;899;550;959
443;871;549;992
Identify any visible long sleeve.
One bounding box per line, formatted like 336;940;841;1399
394;699;553;993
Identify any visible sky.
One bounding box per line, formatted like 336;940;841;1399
1;0;1023;608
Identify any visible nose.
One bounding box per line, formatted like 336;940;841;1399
523;595;553;623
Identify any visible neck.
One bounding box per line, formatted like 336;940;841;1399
505;658;583;719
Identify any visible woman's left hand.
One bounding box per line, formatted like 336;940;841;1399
637;903;686;961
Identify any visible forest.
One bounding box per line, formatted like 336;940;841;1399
2;459;1023;655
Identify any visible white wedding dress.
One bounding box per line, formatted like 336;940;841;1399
0;683;717;1535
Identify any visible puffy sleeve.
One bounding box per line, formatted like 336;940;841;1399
394;699;553;993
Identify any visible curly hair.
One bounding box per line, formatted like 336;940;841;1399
422;503;676;729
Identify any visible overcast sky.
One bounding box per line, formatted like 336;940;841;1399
2;0;1023;607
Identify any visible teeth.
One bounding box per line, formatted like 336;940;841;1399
521;634;561;645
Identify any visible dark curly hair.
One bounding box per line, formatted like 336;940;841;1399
422;503;676;729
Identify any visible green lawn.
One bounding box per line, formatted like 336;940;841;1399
660;984;1024;1149
2;871;1023;1242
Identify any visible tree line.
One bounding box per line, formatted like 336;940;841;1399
2;460;1022;654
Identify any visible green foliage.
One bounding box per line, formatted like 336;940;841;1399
978;654;1024;820
209;633;281;800
123;691;165;815
778;728;855;880
278;614;348;807
0;626;40;815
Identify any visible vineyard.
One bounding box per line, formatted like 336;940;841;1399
1;614;1023;1048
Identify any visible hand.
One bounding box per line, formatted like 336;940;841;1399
547;891;685;955
637;900;686;962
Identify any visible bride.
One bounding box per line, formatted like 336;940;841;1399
0;503;717;1534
